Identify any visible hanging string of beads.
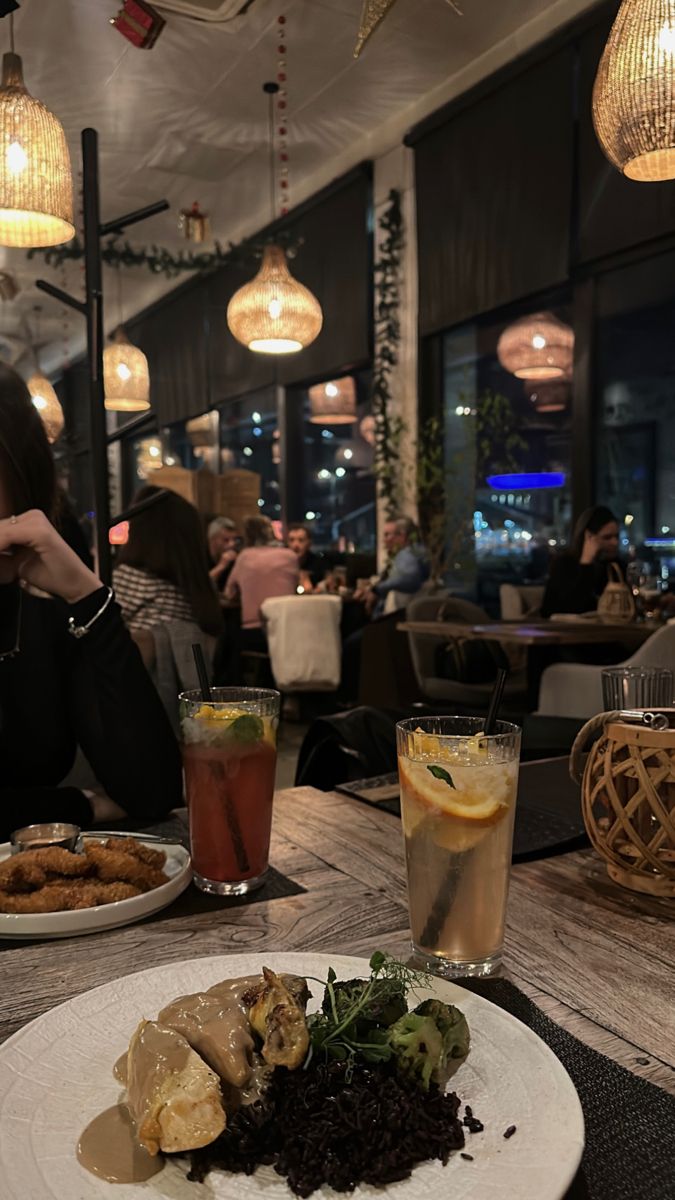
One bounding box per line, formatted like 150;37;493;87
277;14;289;216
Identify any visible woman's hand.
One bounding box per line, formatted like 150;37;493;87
0;509;101;604
580;530;601;565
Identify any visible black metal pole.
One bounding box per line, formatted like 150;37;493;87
82;127;112;583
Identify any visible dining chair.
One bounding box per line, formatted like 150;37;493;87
536;622;675;719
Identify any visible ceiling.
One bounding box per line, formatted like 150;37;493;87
0;0;601;374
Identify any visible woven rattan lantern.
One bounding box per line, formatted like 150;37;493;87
309;377;357;425
28;370;64;443
593;0;675;181
524;380;569;413
497;312;574;381
0;51;74;248
572;713;675;897
227;244;323;355
103;328;150;412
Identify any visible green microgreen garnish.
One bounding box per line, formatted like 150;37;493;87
306;951;432;1072
427;764;456;788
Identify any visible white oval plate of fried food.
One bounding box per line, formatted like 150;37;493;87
0;836;191;939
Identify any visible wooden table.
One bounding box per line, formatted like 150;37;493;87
399;618;657;647
1;786;673;1100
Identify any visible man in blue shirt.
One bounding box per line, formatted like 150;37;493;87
360;516;429;616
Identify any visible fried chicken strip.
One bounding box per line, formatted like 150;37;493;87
105;837;166;871
0;879;142;912
0;858;47;893
83;842;168;892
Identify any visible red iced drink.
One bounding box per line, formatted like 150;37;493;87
180;689;280;895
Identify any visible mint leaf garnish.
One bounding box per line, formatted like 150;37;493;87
229;714;264;743
427;764;456;788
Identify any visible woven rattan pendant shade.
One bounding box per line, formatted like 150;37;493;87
593;0;675;181
0;52;74;247
524;380;569;413
309;376;357;424
227;243;323;354
28;370;64;442
497;312;574;381
103;328;150;412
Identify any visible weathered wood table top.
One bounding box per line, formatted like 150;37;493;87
1;786;673;1097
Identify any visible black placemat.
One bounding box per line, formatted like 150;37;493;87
140;866;305;926
458;977;675;1200
336;768;589;862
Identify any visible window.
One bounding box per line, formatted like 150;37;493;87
442;300;573;607
596;251;675;575
219;388;279;520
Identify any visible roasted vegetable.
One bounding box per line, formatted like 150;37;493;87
387;999;470;1089
321;977;407;1033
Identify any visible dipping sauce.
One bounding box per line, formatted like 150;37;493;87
77;1104;162;1184
10;822;80;854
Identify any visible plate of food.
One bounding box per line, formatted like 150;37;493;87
0;836;191;939
0;950;584;1198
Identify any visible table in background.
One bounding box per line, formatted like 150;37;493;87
399;618;657;647
0;786;673;1099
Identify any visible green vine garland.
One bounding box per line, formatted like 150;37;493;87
372;188;404;520
26;230;302;280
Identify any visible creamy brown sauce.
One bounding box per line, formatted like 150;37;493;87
78;973;301;1184
113;1052;127;1085
77;1104;162;1183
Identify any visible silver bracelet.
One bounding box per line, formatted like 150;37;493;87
67;587;114;639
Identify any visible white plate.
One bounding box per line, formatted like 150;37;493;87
0;839;192;939
0;951;585;1199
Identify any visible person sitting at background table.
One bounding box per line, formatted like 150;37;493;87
207;515;240;595
356;516;429;616
113;486;222;637
287;522;325;591
541;505;621;618
0;364;182;839
215;515;298;683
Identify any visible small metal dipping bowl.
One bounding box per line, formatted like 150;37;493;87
10;822;81;854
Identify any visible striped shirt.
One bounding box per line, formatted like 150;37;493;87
113;564;194;633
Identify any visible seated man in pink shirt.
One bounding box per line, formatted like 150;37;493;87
217;514;298;682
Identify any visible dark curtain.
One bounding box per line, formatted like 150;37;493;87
126;281;210;427
577;18;675;265
414;48;574;336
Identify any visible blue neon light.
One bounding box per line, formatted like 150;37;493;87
486;472;565;490
644;538;675;548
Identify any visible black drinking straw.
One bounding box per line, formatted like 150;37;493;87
191;643;249;875
419;668;509;952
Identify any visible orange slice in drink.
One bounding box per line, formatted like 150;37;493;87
398;758;510;825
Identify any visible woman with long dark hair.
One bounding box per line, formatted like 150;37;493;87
0;364;182;839
114;485;221;636
541;505;621;618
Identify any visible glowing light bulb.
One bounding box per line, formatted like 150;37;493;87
659;24;675;53
148;444;160;458
31;394;47;411
343;448;353;460
116;361;132;382
335;466;346;478
532;334;546;350
7;140;27;175
325;382;339;398
268;298;282;320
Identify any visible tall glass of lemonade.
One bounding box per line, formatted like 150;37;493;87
396;716;521;977
179;687;280;895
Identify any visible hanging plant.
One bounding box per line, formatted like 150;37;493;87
372;188;405;519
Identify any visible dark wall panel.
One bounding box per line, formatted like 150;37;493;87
127;282;210;427
578;19;675;265
416;48;573;336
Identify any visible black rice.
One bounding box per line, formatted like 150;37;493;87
186;1058;465;1196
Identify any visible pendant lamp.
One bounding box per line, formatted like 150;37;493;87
28;370;64;443
497;312;574;381
103;327;150;412
309;376;357;424
593;0;675;181
524;380;569;413
227;80;322;355
228;243;322;353
0;15;74;247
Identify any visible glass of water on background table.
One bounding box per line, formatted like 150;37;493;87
180;687;280;895
396;716;521;978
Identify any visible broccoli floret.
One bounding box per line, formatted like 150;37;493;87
414;998;470;1064
387;1001;470;1090
386;1012;445;1090
322;978;407;1031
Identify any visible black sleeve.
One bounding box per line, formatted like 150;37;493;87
66;588;183;822
541;557;598;618
0;787;93;843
